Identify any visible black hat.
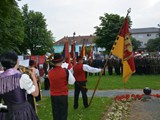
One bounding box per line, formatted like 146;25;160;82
77;56;83;62
52;53;64;63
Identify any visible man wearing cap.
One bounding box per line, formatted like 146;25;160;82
73;56;104;109
48;53;75;120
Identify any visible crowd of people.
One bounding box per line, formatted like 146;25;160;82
0;51;103;120
1;50;160;120
42;53;103;120
86;54;160;76
82;56;122;76
134;55;160;75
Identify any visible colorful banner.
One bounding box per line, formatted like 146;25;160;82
111;18;135;83
30;56;38;62
88;45;93;60
62;40;71;67
38;55;46;64
80;44;85;58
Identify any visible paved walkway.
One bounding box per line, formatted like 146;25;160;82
42;89;160;97
129;96;160;120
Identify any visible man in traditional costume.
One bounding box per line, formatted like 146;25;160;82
48;53;75;120
73;56;103;109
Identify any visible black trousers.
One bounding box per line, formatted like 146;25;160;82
108;67;113;75
35;82;42;102
51;95;68;120
74;81;88;109
44;78;50;90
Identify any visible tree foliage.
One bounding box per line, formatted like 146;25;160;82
94;13;133;53
0;0;24;54
146;37;160;52
0;2;54;55
131;37;141;51
20;4;54;55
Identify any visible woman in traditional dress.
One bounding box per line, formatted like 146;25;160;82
0;51;39;120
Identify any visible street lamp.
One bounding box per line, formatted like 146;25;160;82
73;32;76;37
73;32;76;40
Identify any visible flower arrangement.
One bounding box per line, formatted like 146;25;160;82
106;94;143;120
106;93;160;120
114;94;143;101
150;94;160;98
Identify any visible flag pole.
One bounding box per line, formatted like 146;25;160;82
89;8;131;106
89;53;111;106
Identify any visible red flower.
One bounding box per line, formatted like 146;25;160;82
114;96;120;101
136;94;142;100
131;94;136;100
113;93;160;102
156;94;160;98
119;95;125;100
123;94;130;100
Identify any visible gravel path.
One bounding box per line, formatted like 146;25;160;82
128;96;160;120
42;89;160;97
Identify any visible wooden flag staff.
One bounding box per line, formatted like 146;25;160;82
88;53;111;106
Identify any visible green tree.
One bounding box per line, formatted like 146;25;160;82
0;0;24;54
146;37;160;52
131;37;141;51
20;4;54;55
94;13;132;53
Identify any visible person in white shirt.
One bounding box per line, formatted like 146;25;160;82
73;56;104;109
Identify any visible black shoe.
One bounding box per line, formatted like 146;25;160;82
84;105;89;108
74;105;78;109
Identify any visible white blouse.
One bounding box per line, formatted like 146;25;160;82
68;70;75;85
83;64;101;73
19;74;36;94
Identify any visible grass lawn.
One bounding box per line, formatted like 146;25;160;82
68;73;160;90
37;97;112;120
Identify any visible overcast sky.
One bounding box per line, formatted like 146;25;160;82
17;0;160;41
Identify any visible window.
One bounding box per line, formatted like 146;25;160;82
147;33;151;37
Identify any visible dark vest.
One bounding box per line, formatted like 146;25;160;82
48;66;68;96
73;63;86;82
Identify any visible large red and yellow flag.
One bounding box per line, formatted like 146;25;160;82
111;18;135;83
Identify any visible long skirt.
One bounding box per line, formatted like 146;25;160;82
0;101;39;120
